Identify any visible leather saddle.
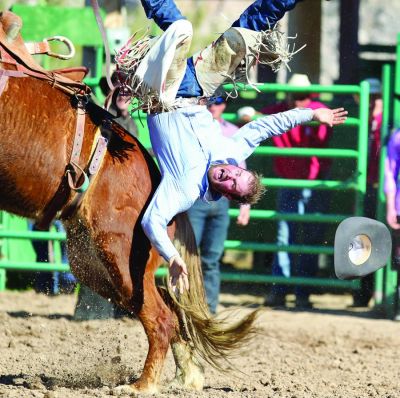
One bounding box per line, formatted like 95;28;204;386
0;10;90;94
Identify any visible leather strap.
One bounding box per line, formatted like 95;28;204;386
0;74;8;97
66;100;90;191
71;106;86;165
61;133;109;220
25;41;51;56
0;68;25;78
89;135;108;175
0;69;25;97
25;36;75;60
0;41;90;96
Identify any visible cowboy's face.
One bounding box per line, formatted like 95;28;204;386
208;102;226;119
208;164;253;199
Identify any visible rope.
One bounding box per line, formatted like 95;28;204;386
90;0;114;92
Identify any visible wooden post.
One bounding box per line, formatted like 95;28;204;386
287;0;322;83
338;0;360;84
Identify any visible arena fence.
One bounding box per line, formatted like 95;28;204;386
374;32;400;317
218;81;370;291
0;80;371;295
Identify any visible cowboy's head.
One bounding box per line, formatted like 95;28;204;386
208;97;226;120
207;164;265;204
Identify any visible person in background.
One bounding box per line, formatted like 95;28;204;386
351;78;383;307
99;71;139;138
187;97;251;313
384;128;400;319
261;73;333;309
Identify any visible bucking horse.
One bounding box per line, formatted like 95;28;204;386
0;10;257;394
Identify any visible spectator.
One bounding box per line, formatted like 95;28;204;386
30;220;76;295
187;97;251;314
261;73;333;309
99;71;139;138
237;106;258;127
351;77;383;307
384;128;400;318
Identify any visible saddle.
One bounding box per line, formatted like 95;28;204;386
0;10;90;95
0;11;111;229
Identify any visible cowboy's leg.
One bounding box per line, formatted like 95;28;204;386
140;0;185;31
137;0;302;99
190;0;302;98
177;0;301;97
231;0;300;31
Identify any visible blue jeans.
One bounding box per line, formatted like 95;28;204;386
31;221;76;294
271;189;328;300
187;198;230;313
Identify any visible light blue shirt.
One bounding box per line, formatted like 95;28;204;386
142;105;314;261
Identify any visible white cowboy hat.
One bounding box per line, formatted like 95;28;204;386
287;73;311;87
237;106;256;119
334;217;391;280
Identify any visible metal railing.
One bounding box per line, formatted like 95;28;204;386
219;81;370;290
374;32;400;317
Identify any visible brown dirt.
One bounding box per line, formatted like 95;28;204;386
0;290;399;398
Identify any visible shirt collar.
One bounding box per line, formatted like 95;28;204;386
200;161;221;202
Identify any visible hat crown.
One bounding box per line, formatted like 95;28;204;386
237;106;256;118
287;73;311;87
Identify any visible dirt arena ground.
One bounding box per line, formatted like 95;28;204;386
0;290;399;398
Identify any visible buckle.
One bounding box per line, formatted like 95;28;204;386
43;36;75;60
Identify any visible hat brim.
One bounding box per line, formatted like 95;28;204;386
334;217;392;280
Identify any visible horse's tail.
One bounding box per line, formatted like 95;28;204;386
169;212;259;372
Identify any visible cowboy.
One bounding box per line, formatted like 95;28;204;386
116;0;348;294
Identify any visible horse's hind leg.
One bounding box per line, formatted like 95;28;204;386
116;261;178;394
170;335;205;391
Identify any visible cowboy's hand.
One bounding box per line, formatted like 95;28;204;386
387;207;400;230
312;107;348;127
168;255;189;295
237;204;250;226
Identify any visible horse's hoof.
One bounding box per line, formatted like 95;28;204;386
113;383;159;396
112;384;138;396
169;371;205;391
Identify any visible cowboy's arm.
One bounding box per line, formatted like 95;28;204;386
230;108;314;161
140;0;185;31
230;107;347;162
141;177;189;262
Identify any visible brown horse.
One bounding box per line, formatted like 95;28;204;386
0;10;257;394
